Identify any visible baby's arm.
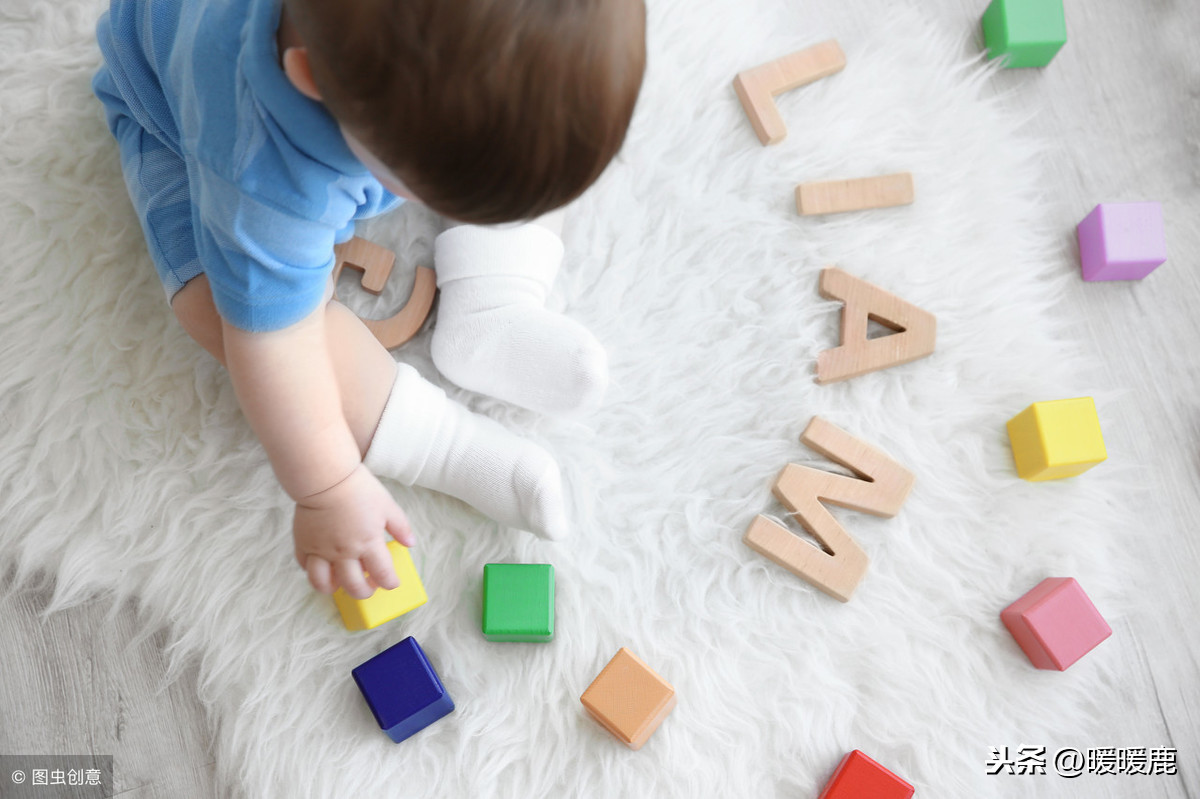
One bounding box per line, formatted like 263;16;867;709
221;304;412;599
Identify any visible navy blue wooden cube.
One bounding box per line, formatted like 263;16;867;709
352;636;455;743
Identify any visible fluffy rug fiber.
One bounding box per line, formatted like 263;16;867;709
1;0;1132;796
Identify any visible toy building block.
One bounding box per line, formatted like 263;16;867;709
352;636;455;743
816;267;936;384
1001;577;1112;670
332;236;437;349
733;40;846;146
1077;202;1168;281
981;0;1067;68
334;540;428;631
1006;397;1106;481
796;172;915;216
580;648;676;750
744;417;915;602
481;563;555;642
819;750;915;799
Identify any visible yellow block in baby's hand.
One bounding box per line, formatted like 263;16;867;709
1007;397;1108;481
334;540;428;631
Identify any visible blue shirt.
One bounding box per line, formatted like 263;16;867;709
95;0;402;331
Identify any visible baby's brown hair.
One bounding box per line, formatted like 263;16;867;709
286;0;647;225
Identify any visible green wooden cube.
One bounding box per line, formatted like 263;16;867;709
481;564;554;642
981;0;1067;68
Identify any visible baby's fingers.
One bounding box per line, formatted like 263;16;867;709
361;544;400;592
305;555;335;595
386;502;415;549
334;559;373;600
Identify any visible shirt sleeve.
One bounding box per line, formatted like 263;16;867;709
193;159;337;333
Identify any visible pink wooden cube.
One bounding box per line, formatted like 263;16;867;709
1077;202;1167;281
1001;577;1111;670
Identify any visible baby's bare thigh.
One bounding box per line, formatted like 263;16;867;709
171;273;338;365
172;275;226;365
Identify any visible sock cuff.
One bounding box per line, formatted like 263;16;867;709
434;223;564;287
363;364;446;485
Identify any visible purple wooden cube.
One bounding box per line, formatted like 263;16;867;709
1077;202;1167;281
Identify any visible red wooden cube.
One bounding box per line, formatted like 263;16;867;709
819;750;914;799
1001;577;1111;670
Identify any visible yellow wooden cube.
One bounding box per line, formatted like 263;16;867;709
334;540;428;631
1007;397;1107;481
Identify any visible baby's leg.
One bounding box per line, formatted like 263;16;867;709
172;275;394;456
171;277;568;539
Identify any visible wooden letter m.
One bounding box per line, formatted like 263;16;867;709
743;417;914;602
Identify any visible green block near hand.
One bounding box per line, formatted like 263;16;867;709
981;0;1067;68
482;564;555;642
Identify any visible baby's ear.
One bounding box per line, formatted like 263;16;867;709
282;47;322;102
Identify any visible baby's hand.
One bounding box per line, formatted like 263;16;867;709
292;463;414;599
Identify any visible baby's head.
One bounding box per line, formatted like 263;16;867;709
283;0;647;225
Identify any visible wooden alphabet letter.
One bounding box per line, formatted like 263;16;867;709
733;40;846;146
332;237;437;350
795;172;915;216
743;417;914;602
816;267;936;384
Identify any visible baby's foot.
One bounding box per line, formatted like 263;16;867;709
431;224;608;416
364;364;569;540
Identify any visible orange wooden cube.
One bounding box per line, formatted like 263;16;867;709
580;648;676;750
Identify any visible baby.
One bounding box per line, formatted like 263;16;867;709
93;0;646;599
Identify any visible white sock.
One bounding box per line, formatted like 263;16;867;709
363;364;569;540
431;223;608;416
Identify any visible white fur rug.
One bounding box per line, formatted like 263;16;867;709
0;0;1132;796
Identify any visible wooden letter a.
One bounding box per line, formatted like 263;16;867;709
816;267;936;384
743;417;915;602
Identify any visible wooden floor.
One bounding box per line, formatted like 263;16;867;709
2;1;1196;796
